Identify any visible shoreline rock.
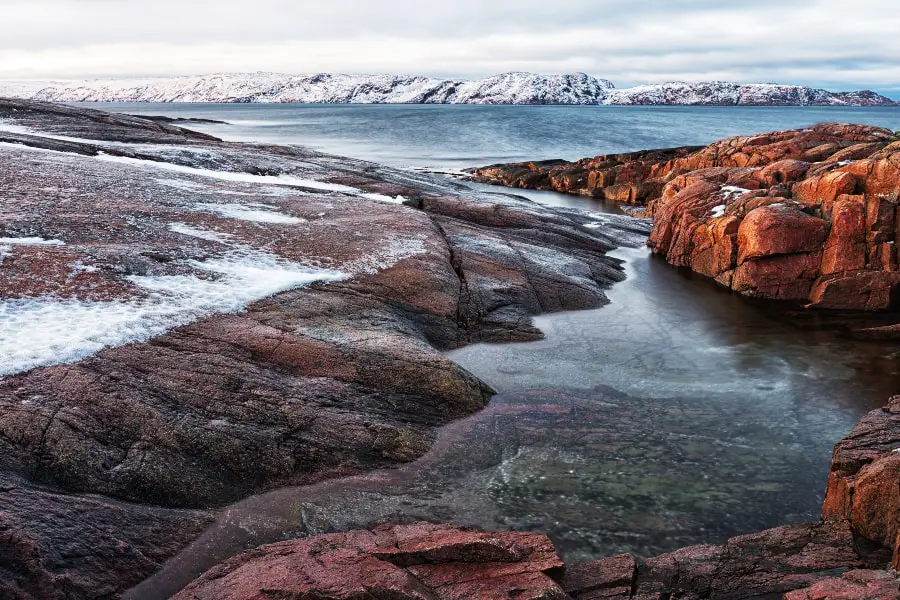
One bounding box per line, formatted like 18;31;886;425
170;519;899;600
0;98;646;598
473;123;900;316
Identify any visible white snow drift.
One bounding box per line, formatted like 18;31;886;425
0;246;347;376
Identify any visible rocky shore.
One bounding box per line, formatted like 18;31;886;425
141;393;900;600
1;101;898;599
472;124;900;316
0;99;643;598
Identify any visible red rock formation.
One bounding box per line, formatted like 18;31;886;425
0;99;646;599
171;519;897;600
475;123;900;310
785;570;900;600
171;523;568;600
823;396;900;570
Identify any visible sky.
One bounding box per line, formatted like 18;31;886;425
1;0;898;97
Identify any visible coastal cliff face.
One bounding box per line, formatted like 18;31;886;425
2;73;895;106
473;124;900;312
0;98;649;598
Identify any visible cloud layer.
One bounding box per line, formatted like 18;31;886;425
2;0;898;95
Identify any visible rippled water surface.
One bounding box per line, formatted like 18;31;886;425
117;104;900;598
84;102;900;169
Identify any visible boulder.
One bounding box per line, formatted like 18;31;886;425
824;396;900;566
821;195;867;275
170;523;568;600
736;205;829;264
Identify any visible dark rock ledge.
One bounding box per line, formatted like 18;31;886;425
0;98;644;598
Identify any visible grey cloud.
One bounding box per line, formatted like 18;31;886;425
0;0;896;96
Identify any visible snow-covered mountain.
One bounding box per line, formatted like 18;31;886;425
2;73;895;106
604;81;896;106
16;73;616;105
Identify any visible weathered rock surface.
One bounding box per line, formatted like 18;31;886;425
786;570;900;600
171;523;568;600
474;124;900;311
824;395;900;570
471;147;702;204
0;98;647;598
172;520;899;600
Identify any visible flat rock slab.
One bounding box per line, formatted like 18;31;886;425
171;523;568;600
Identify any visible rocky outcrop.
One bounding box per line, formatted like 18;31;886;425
171;520;899;600
824;396;900;570
471;147;702;204
475;124;900;311
171;523;568;600
0;98;650;598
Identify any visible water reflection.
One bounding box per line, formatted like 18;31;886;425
128;245;900;600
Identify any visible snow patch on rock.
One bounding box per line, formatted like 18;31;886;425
0;245;347;376
193;202;306;224
0;237;65;246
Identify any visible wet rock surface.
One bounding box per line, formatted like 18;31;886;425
171;520;899;600
0;99;646;598
473;124;900;314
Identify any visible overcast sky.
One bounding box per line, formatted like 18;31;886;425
2;0;898;96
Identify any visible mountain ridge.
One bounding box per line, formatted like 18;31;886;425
1;72;895;106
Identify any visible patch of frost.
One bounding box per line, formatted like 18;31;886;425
720;186;750;198
339;234;429;275
193;202;306;224
168;223;233;243
97;154;360;193
710;205;726;218
359;193;408;205
0;237;65;246
0;245;347;376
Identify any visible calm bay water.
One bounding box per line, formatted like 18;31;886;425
116;103;900;598
84;102;900;169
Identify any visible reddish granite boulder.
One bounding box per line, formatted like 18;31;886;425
171;523;568;600
476;123;900;310
785;570;900;600
821;195;868;275
736;205;829;263
824;396;900;567
792;170;857;207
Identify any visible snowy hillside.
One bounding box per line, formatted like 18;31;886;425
605;81;897;106
15;73;616;105
1;73;895;106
